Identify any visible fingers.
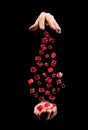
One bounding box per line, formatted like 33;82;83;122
45;13;56;30
45;13;61;34
38;12;46;30
29;18;39;31
29;12;62;34
29;12;46;31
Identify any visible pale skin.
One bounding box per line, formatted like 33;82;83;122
29;12;61;34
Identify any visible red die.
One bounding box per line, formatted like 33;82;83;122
46;84;52;88
44;62;49;67
49;37;55;43
39;50;44;55
28;78;34;84
56;72;63;78
37;105;43;112
45;54;49;58
51;60;57;67
49;95;56;101
30;88;35;94
47;67;53;73
51;52;57;58
39;88;45;92
30;67;37;73
45;77;52;84
45;90;50;96
37;81;42;85
45;102;50;107
48;45;53;50
39;96;45;102
36;61;43;67
52;88;56;94
61;83;65;89
43;31;50;37
42;72;47;78
34;93;38;98
56;79;62;85
42;38;48;44
40;44;47;51
52;73;56;78
34;74;40;80
35;56;42;61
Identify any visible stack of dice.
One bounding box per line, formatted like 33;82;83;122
27;31;65;120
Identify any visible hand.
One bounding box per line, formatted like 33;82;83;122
29;12;61;34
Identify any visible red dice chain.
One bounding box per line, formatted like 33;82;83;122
27;31;65;103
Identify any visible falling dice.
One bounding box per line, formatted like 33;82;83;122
40;44;47;51
39;96;45;102
36;61;43;67
52;73;56;78
49;95;56;101
56;72;63;78
49;37;55;43
42;38;48;44
45;54;49;58
30;88;35;94
39;88;45;92
46;84;52;88
43;31;50;37
37;81;42;85
45;77;52;84
30;67;37;73
45;90;50;96
48;45;53;50
56;79;62;85
34;74;40;80
52;88;56;94
42;72;47;78
51;52;57;58
28;78;34;84
35;56;42;61
39;50;44;55
47;67;54;73
44;62;49;67
51;60;57;67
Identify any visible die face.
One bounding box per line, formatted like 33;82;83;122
36;61;43;67
42;38;48;44
47;67;53;73
34;74;40;80
30;88;35;94
28;78;34;84
40;44;47;51
39;88;45;92
51;52;57;58
51;60;57;67
35;56;42;61
30;67;37;73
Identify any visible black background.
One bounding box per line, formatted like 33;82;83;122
1;0;80;129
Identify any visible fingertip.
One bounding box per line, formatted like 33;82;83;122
56;29;61;34
40;26;45;30
29;26;32;31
